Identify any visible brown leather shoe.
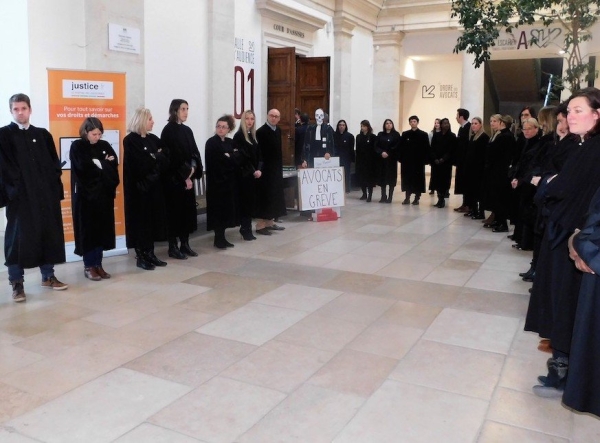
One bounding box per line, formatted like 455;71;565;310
84;267;102;281
95;266;111;279
538;339;552;353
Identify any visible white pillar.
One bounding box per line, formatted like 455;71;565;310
460;53;484;119
332;16;355;122
372;31;404;127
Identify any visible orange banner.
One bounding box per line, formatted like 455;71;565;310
48;69;127;258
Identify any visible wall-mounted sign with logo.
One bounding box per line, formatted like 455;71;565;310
108;23;141;54
492;25;563;52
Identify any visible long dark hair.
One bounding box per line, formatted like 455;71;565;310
360;120;373;135
335;119;348;134
382;119;397;133
168;99;188;123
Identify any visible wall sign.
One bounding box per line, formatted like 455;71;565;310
108;23;141;54
492;26;563;52
234;36;259;119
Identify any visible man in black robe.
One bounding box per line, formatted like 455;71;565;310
454;108;471;211
399;115;429;205
0;93;68;302
255;109;286;235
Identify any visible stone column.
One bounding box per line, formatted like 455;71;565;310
207;0;235;125
461;53;484;119
372;31;404;127
332;16;355;122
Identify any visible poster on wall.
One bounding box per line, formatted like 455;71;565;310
47;69;127;262
234;35;261;119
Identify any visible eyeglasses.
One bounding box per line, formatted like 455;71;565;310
216;125;229;129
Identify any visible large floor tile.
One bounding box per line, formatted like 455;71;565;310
114;423;203;442
323;253;394;274
196;303;308;346
333;380;488;443
390;340;505;400
149;376;286;443
6;368;191;443
238;384;364;443
423;308;520;354
124;332;256;387
252;283;342;312
314;292;395;324
319;271;387;295
466;268;531;295
346;321;423;359
477;420;568;442
0;382;47;423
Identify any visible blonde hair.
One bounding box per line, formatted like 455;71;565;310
238;110;257;144
522;117;540;130
128;107;152;136
537;106;557;136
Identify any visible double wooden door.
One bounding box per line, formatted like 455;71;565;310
267;47;330;166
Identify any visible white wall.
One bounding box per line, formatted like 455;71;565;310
144;0;209;147
348;27;374;135
401;58;463;134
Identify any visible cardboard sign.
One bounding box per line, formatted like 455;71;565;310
298;166;345;210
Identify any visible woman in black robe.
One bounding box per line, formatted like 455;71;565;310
429;118;456;208
355;120;377;202
123;108;168;270
375;119;401;203
233;110;261;241
160;99;203;259
205;115;240;249
70;117;119;280
334;120;355;193
463;117;489;219
481;114;515;231
525;87;600;398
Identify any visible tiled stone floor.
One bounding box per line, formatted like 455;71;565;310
1;191;599;442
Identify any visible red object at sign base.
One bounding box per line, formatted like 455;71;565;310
317;208;338;222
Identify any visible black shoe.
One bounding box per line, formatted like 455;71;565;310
483;221;499;229
507;234;515;240
359;194;367;200
412;199;420;205
136;257;155;270
224;239;234;248
379;195;387;203
268;224;285;231
434;199;445;208
180;242;198;257
146;251;167;267
519;267;534;278
522;272;535;283
471;212;485;220
214;240;227;249
168;246;187;260
492;224;509;233
256;228;272;236
402;198;410;205
241;231;256;241
366;195;372;202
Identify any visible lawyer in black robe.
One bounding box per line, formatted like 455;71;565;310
205;116;240;248
355;121;378;201
462;118;489;218
123;109;168;270
333;120;355;193
70;120;119;277
453;119;471;202
429;118;456;208
160;99;203;258
232;110;261;240
375;119;401;202
255;115;287;230
0;122;66;271
399;119;429;202
563;187;600;416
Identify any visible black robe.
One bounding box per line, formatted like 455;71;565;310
355;132;378;187
463;132;489;202
481;128;515;214
375;130;401;187
232;130;260;220
525;134;600;354
453;121;471;195
334;131;355;192
399;128;428;194
123;132;168;249
205;134;239;231
563;187;600;417
70;139;119;256
303;124;335;167
160;122;203;237
0;123;66;268
255;123;286;220
294;124;307;167
429;130;456;192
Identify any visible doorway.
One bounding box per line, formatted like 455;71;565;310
267;47;330;166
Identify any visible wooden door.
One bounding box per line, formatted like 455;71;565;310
267;47;296;166
296;56;330;125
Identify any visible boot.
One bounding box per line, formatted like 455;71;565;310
379;186;387;203
402;192;411;205
168;238;187;260
435;193;445;208
519;264;534;278
135;249;155;270
412;195;420;205
146;249;167;267
366;187;373;202
386;187;394;203
10;279;25;302
241;229;257;241
360;187;367;200
533;355;568;398
179;240;198;257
